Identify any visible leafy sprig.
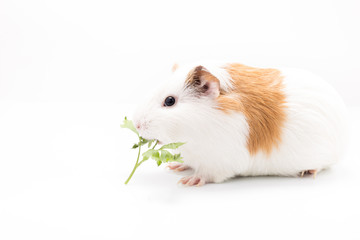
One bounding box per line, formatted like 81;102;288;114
121;117;185;184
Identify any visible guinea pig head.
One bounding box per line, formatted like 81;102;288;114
132;65;222;144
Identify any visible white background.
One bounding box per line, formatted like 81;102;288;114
1;0;360;239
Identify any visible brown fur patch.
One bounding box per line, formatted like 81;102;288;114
218;63;286;155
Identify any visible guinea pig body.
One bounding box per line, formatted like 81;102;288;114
133;62;348;185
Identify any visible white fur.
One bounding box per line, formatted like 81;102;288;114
133;63;348;183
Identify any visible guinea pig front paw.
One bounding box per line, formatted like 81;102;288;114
178;175;206;187
167;163;190;172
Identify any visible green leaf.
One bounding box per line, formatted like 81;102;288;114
142;149;156;158
120;117;139;136
160;150;173;163
132;143;139;149
159;142;186;150
148;139;155;148
142;149;160;162
151;151;160;161
138;137;150;147
156;160;162;166
131;137;152;149
139;136;148;143
172;153;184;163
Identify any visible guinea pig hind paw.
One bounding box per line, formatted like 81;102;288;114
178;176;206;187
299;169;317;178
308;169;317;179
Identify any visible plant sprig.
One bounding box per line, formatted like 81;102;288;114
121;117;185;184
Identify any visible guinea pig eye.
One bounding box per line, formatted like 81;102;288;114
164;96;176;107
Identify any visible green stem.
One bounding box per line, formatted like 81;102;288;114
152;140;158;149
137;140;159;166
124;140;159;184
124;138;142;184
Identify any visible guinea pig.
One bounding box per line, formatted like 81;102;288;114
132;61;348;186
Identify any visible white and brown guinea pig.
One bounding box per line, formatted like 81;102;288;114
133;61;348;186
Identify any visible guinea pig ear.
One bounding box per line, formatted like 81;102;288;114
186;65;220;98
171;63;179;72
